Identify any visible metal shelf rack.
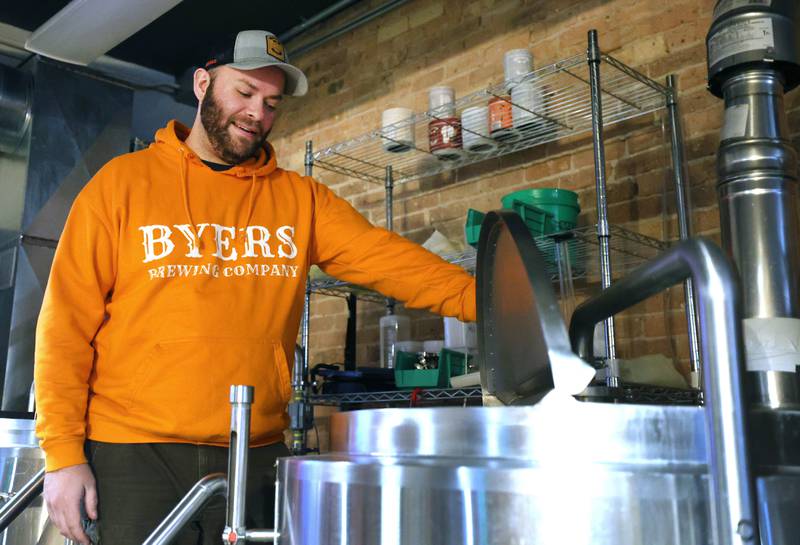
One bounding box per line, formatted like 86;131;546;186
291;30;700;453
312;53;668;184
309;387;483;407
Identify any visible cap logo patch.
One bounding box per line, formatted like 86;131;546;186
266;35;286;61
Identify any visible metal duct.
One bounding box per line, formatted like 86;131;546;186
707;0;800;408
0;60;132;411
0;66;32;155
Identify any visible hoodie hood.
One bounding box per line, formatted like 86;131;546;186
153;120;278;179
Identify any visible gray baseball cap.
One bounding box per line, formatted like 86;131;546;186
204;30;308;96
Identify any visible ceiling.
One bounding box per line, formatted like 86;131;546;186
0;0;354;77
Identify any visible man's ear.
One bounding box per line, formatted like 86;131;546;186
193;68;212;102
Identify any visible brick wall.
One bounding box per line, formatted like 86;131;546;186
269;0;800;376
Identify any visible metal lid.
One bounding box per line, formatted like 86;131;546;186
477;210;590;404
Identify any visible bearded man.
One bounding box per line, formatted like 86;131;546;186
34;30;476;545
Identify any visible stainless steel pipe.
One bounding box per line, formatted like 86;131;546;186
569;238;758;545
224;385;254;544
717;69;800;407
707;0;800;409
141;474;227;545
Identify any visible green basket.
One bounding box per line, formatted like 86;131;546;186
395;348;470;389
501;188;580;229
465;201;563;249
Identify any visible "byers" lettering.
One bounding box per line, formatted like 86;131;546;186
138;223;297;263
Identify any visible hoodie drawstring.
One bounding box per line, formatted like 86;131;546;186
245;173;257;228
179;149;202;249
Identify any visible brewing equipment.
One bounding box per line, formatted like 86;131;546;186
707;0;800;407
274;212;799;545
0;417;60;545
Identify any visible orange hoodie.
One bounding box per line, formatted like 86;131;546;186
34;121;476;472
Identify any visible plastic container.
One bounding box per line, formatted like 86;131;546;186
461;105;496;153
381;107;415;153
423;339;444;353
444;317;478;352
504;48;533;86
429;118;463;160
465;200;568;249
380;313;410;369
501;188;580;230
394;348;471;389
504;189;583;275
511;81;546;134
395;340;423;354
508;200;558;236
488;95;520;143
428;86;456;117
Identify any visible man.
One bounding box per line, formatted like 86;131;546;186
35;30;475;545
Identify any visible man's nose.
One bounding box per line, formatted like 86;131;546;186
244;100;265;123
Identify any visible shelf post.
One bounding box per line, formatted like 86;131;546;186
302;141;314;376
296;140;315;455
666;74;702;388
587;29;618;382
384;165;396;315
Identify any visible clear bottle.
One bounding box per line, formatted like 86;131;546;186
379;311;410;369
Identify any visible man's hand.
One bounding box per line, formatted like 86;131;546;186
43;463;97;545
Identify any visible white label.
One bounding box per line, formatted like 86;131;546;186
721;104;749;140
708;17;775;67
744;317;800;373
714;0;771;18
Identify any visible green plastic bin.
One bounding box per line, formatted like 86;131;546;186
395;348;470;389
501;188;580;230
465;209;486;248
502;188;583;275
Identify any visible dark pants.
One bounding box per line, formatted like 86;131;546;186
86;440;289;545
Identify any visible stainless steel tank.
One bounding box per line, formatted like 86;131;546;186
274;212;797;545
278;404;712;545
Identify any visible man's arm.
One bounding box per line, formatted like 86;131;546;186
308;180;476;321
35;179;116;545
35;190;116;471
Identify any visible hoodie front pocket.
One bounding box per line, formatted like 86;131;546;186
125;338;292;442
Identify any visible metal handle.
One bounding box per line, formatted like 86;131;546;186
568;237;758;545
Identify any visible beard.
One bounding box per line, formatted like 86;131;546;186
200;77;270;164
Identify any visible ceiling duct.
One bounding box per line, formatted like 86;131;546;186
24;0;183;66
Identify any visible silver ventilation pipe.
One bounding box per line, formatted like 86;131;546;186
707;0;800;408
0;65;32;155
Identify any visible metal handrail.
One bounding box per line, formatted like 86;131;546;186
569;237;758;545
0;467;44;534
141;473;227;545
